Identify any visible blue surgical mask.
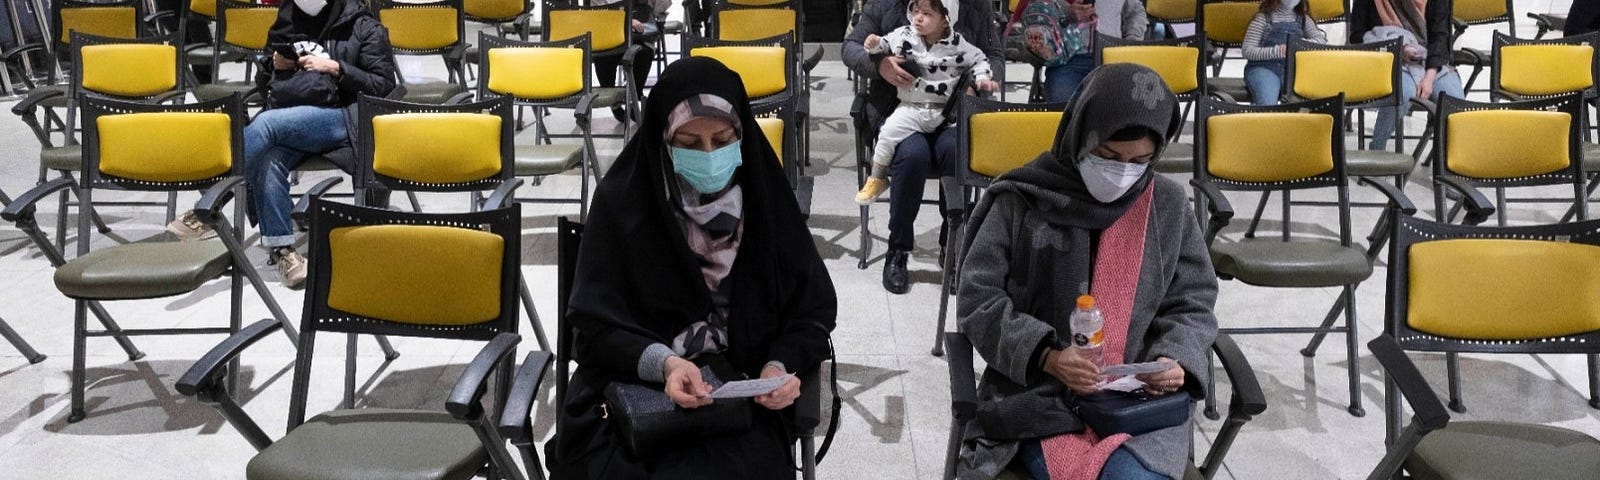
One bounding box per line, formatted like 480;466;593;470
669;140;743;194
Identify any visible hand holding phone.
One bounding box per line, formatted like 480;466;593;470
269;44;299;71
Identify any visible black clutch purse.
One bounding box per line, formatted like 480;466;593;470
603;366;752;458
1072;389;1192;437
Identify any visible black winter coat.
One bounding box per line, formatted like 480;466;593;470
256;0;396;167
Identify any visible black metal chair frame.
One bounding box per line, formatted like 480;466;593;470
542;0;640;139
373;0;471;96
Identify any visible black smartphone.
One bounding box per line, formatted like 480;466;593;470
269;43;300;59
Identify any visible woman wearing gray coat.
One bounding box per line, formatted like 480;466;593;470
955;64;1218;480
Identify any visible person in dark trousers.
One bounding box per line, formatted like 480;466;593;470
843;0;1002;294
167;0;395;289
594;0;667;119
154;0;214;82
1565;1;1600;36
547;57;837;479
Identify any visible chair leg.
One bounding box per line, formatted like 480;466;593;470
0;316;46;364
801;432;818;480
1300;290;1346;357
407;191;423;212
1446;352;1465;413
344;333;358;409
1589;354;1600;409
518;274;551;351
933;223;954;357
1343;285;1365;417
69;300;87;423
1245;191;1272;238
944;417;962;479
1203;348;1220;420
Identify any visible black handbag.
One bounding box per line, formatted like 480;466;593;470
1072;389;1192;437
269;69;342;108
603;366;752;458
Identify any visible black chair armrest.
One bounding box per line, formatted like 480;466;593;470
944;332;978;422
290;177;345;227
574;92;597;131
1357;177;1418;217
1489;88;1525;103
1410;96;1437;117
484;178;525;210
1455;47;1490;66
498;350;554;445
12;87;65;116
0;177;75;223
1367;335;1450;431
1;42;45;61
1212;333;1266;416
443;91;477;105
152;90;188;105
621;44;645;66
173;319;284;451
446;332;522;422
1432;176;1495;225
795;366;822;433
1189;178;1235;243
803;45;824;73
194;176;247;219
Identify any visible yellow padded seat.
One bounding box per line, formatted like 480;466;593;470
380;6;460;51
371;113;503;184
1292;50;1395;103
1203;2;1258;44
969;111;1062;178
1146;0;1196;21
1102;46;1201;94
547;9;626;52
756;116;785;166
97;112;233;183
1445;110;1571;179
1454;0;1508;23
465;0;523;21
690;46;789;99
1207;113;1335;182
1308;0;1345;22
223;7;278;50
79;43;178;97
716;9;797;42
1409;239;1600;340
487;47;584;100
1499;45;1595;97
59;7;138;44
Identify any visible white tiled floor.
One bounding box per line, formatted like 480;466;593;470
2;1;1598;478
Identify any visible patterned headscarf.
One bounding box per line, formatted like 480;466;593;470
664;94;743;142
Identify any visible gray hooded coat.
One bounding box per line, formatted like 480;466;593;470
954;64;1219;480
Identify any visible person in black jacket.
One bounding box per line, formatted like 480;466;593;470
166;0;395;289
1566;1;1600;36
546;57;837;479
842;0;1001;294
595;0;667;111
1349;0;1462;150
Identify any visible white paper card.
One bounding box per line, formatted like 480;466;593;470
1101;376;1147;393
711;374;794;399
1101;361;1170;378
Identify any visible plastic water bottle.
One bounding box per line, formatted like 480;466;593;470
1069;295;1105;369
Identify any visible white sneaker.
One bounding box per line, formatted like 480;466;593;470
271;248;307;290
165;210;217;242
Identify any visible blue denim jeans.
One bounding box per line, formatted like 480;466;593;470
1244;61;1285;105
244;105;349;248
1017;440;1169;480
1043;54;1097;103
1370;67;1465;150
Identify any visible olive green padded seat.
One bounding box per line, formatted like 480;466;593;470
1156;142;1194;174
399;82;469;105
1346;149;1417;177
1403;422;1600;480
185;46;246;66
1210;239;1373;288
591;87;626;108
514;144;583;177
1206;77;1251;103
40;145;80;171
245;408;489;480
54;240;231;299
193;81;258;103
1583;142;1600;172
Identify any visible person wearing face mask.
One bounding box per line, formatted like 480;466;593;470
1241;0;1326;105
165;0;396;289
547;57;837;479
954;64;1218;480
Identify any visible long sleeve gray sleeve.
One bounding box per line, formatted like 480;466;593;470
1142;198;1220;397
1240;14;1279;61
957;195;1057;386
843;1;891;78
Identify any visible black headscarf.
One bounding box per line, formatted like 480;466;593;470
567;56;834;379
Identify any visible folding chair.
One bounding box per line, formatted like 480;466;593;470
37;0;145;89
1198;0;1257;102
0;94;295;423
1485;32;1600;222
1146;0;1198;40
685;32;803;189
943;331;1267;480
931;93;1064;356
190;0;276;104
1096;34;1205;175
177;198;542;480
374;0;471;105
1450;0;1516;93
1529;12;1568;39
708;0;820;173
542;0;640;139
1430;93;1587;228
475;32;601;220
1191;94;1414;417
541;217;826;479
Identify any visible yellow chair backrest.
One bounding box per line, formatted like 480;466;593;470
380;5;460;51
690;46;789;98
1307;0;1345;22
187;0;215;18
222;5;278;50
1454;0;1507;23
547;8;627;52
756;116;785;166
968;110;1062;178
1445;109;1571;179
727;0;789;5
1292;50;1395;102
79;43;178;97
1146;0;1196;21
1203;2;1257;44
487;46;585;100
465;0;524;21
1101;46;1200;94
1499;44;1595;97
1409;239;1600;340
1206;112;1334;182
371;113;505;184
328;224;504;326
97;112;233;183
59;6;138;45
716;8;797;42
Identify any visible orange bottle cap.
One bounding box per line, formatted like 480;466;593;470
1076;295;1095;309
